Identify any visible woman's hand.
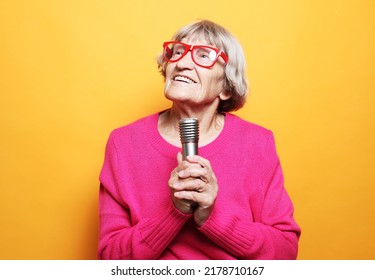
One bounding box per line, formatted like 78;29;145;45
168;153;218;226
168;153;195;215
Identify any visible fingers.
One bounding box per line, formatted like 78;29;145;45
173;178;206;192
176;155;212;181
174;190;215;208
174;154;210;175
169;153;218;217
174;190;199;201
177;166;208;180
185;155;212;169
171;154;216;192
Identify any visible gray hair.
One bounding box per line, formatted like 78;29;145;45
157;19;248;112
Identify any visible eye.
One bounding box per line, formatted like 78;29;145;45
172;45;185;57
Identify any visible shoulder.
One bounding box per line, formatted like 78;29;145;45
224;113;278;158
109;113;158;139
226;113;273;140
103;113;159;152
225;114;280;168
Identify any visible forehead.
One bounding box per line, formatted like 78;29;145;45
176;32;217;47
181;37;212;47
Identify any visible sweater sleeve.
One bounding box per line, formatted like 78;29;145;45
97;132;191;260
198;131;301;259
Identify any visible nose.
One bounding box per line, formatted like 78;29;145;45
176;50;195;70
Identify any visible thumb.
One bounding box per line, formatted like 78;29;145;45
177;152;183;164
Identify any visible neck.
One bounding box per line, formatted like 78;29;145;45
158;105;225;147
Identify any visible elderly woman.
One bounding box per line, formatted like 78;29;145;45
98;19;301;260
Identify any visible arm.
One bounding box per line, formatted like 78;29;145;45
98;133;191;260
198;132;301;259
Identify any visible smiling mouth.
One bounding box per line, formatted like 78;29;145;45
173;75;197;84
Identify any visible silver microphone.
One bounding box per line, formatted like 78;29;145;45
179;118;199;160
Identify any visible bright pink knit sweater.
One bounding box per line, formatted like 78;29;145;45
98;112;300;259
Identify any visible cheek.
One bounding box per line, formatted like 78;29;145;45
207;75;224;91
165;64;173;79
207;67;225;84
164;80;171;92
164;66;172;91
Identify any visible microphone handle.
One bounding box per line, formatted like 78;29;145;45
182;142;198;160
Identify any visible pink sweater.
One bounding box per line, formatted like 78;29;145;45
98;112;301;259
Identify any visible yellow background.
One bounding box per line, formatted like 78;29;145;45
1;0;374;259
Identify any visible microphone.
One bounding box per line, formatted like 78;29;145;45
179;118;199;160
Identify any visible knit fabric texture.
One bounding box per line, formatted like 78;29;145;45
98;112;301;259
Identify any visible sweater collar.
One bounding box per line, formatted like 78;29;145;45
148;111;237;159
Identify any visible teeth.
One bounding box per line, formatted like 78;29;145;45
174;76;195;84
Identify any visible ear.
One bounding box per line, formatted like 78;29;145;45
219;91;232;101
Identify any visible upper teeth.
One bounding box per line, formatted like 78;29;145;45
174;76;195;84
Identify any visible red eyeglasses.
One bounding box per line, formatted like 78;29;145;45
163;41;229;68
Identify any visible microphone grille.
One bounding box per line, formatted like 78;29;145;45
179;118;199;144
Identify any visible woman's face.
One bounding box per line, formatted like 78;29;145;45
164;37;228;109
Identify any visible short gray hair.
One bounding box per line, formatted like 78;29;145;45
157;19;248;112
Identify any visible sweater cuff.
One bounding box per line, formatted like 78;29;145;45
198;206;256;256
138;203;192;253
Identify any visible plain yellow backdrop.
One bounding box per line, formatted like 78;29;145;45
1;0;374;259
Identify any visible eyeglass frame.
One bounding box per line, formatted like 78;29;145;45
162;41;229;69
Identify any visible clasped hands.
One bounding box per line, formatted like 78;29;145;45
168;152;218;226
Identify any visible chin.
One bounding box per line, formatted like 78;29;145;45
165;86;194;101
165;91;190;103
